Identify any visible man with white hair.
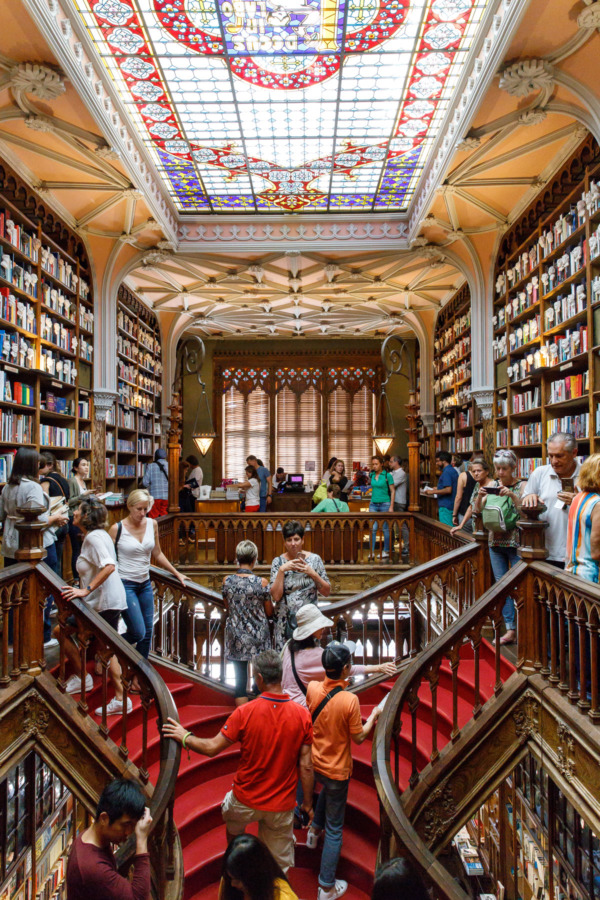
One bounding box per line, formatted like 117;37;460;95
521;432;580;568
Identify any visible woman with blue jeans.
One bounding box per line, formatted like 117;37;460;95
471;449;524;645
369;456;394;559
109;489;186;677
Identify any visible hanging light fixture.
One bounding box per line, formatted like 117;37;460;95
178;336;217;456
372;335;416;456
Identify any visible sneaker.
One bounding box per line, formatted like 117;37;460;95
306;827;321;849
96;697;133;716
318;881;348;900
382;551;390;559
43;637;59;648
65;674;93;694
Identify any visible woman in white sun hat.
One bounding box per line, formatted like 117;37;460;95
281;604;396;707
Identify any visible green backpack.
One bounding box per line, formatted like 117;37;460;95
481;492;520;533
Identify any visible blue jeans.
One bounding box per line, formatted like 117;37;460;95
121;579;154;658
370;501;390;554
313;773;350;888
259;496;268;512
488;545;519;631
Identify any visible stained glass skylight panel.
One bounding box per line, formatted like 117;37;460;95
72;0;490;213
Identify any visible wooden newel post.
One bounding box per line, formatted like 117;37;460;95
15;506;47;675
517;503;549;562
406;390;421;513
168;395;183;514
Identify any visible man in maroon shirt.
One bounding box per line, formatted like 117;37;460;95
163;649;314;871
66;778;152;900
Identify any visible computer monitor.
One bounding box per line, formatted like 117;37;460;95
288;474;304;485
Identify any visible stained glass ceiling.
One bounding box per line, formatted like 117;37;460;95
72;0;490;213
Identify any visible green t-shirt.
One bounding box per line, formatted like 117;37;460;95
312;497;350;513
370;471;394;504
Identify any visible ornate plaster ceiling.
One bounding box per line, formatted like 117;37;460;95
124;246;462;336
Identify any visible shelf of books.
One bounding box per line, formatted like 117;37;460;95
433;283;482;463
493;138;600;478
0;751;88;900
466;752;600;900
107;284;163;496
0;160;94;486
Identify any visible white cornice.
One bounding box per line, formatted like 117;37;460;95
407;0;534;239
23;0;177;242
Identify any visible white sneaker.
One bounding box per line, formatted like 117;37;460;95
44;637;59;648
96;697;133;716
65;674;93;694
306;827;321;849
318;881;348;900
382;551;390;559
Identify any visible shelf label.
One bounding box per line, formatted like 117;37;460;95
522;379;530;386
51;381;63;389
4;365;17;374
560;363;570;371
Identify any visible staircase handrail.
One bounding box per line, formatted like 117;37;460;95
4;559;183;895
372;561;526;899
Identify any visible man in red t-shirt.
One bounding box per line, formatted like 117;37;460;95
163;650;314;871
66;778;152;900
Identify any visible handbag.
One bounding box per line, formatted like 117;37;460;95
312;481;328;504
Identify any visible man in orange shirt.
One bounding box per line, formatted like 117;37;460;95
306;643;381;900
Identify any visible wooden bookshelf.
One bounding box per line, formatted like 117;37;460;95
493;137;600;478
0;751;88;900
106;284;163;495
0;159;94;485
433;284;482;461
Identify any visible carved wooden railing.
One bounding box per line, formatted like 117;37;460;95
148;541;485;683
0;510;181;899
157;511;470;568
372;510;600;900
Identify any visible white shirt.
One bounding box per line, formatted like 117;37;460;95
186;466;203;499
244;477;260;507
391;467;407;506
116;518;155;582
77;529;127;612
523;462;581;561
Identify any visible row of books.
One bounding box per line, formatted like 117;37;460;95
117;309;159;354
41;283;76;323
41;247;77;293
1;329;35;368
117;464;136;477
0;451;15;481
138;438;153;455
541;240;586;295
544;284;586;329
106;433;115;451
512;422;542;444
548;372;588;404
0;371;35;405
106;460;116;477
39;425;75;447
512;388;540;413
435;311;470;352
510;314;540;350
117;439;135;452
0;252;38;298
0;287;36;332
1;412;34;443
79;306;93;332
118;408;136;429
79;431;92;449
518;458;542;478
546;414;589;440
0;209;40;262
118;381;155;412
39;350;77;385
40;314;76;352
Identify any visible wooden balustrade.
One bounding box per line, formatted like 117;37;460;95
0;512;181;899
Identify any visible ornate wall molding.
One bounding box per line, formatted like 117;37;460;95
177;219;410;250
93;390;118;422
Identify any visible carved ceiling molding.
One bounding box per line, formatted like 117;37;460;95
21;0;177;242
177;220;409;250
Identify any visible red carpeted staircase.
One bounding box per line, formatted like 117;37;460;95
92;642;513;900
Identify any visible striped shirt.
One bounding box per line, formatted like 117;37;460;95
566;491;600;583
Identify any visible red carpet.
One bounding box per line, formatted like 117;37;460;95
82;642;513;900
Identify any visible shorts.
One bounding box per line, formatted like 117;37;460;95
221;790;295;871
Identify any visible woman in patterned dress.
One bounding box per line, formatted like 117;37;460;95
223;540;272;705
269;520;331;652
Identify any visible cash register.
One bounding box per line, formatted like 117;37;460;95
283;474;305;493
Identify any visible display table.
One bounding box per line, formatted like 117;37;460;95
271;492;313;513
195;499;240;513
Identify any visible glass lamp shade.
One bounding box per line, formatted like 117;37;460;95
192;434;215;456
373;434;394;456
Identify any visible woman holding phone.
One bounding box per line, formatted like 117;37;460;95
470;449;524;645
450;457;495;533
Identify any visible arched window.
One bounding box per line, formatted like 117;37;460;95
276;386;322;477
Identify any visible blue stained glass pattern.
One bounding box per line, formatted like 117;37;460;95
71;0;490;213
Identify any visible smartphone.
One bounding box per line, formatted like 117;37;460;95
561;478;574;492
485;486;501;495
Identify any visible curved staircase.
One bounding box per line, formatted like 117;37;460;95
91;641;513;900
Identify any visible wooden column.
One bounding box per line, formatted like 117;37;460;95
15;506;47;676
517;502;549;561
406;389;421;512
168;394;183;514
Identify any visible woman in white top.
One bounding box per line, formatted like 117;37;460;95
238;464;261;513
58;498;128;715
184;455;204;499
108;489;186;664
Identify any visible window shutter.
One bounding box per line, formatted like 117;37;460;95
276;386;322;477
222;387;270;480
328;386;374;467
